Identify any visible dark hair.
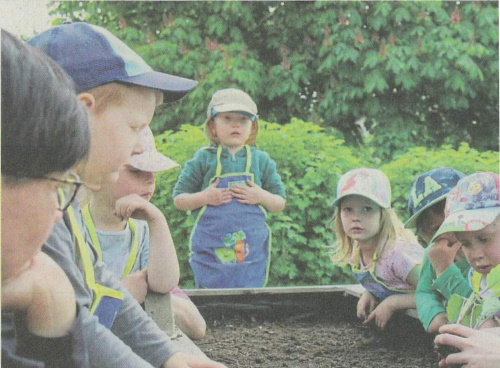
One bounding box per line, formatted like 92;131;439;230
1;29;90;178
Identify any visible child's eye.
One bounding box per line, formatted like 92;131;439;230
477;236;489;243
342;207;352;213
363;206;373;212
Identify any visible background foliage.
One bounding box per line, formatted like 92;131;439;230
48;1;499;286
51;1;498;161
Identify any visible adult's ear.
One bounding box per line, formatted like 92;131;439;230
77;92;95;110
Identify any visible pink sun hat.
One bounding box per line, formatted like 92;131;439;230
129;127;179;173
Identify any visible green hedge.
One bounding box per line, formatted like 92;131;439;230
153;120;498;287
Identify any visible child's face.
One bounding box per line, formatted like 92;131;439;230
78;87;157;189
340;195;382;247
112;165;156;202
456;216;500;274
210;112;253;151
417;205;445;244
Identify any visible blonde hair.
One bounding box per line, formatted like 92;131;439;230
86;82;163;115
205;118;259;146
331;201;417;264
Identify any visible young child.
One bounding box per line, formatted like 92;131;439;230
83;127;206;340
173;88;286;288
406;167;472;333
432;172;500;330
332;168;424;329
28;22;225;368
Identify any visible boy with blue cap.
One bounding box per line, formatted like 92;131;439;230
25;22;225;368
406;167;472;333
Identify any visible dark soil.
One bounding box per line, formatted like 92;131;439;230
193;294;438;368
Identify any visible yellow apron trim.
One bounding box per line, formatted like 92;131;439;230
82;203;139;277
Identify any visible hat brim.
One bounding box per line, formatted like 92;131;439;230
404;194;447;229
119;71;197;103
432;207;500;242
211;103;258;119
129;151;180;173
332;193;390;209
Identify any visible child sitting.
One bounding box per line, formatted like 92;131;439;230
332;168;424;329
406;167;471;333
433;172;500;330
83;127;206;340
173;88;286;288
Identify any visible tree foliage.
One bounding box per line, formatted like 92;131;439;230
50;1;499;161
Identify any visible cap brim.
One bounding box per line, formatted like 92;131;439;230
331;193;389;209
129;151;180;173
404;194;447;229
119;71;197;103
212;103;257;118
432;207;500;242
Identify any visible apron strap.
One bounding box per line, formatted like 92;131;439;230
82;203;139;277
215;144;252;177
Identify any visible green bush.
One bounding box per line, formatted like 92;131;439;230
153;120;498;287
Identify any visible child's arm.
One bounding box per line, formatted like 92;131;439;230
121;269;148;304
174;178;232;211
2;252;76;338
230;180;286;212
115;194;179;293
357;289;378;320
365;264;421;329
171;293;207;340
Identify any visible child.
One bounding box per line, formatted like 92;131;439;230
2;29;90;367
332;168;424;329
173;88;286;288
83;127;206;340
406;167;472;333
28;22;225;368
433;172;500;330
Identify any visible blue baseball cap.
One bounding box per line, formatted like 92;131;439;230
27;22;197;102
405;167;466;229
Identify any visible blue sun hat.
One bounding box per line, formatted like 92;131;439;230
432;172;500;240
405;167;465;229
332;168;391;209
27;22;197;102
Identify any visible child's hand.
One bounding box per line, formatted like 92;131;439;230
114;193;160;222
429;233;461;276
357;289;378;320
122;269;148;304
428;312;449;334
230;180;265;205
363;298;396;330
2;252;76;337
204;178;233;206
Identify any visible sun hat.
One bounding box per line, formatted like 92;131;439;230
432;172;500;240
26;22;197;102
405;167;465;228
206;88;258;124
128;127;179;173
332;168;391;209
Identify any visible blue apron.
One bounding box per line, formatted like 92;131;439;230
189;145;271;288
351;246;410;300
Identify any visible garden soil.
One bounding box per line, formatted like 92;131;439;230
193;294;439;368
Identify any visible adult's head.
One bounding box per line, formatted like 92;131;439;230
1;29;90;280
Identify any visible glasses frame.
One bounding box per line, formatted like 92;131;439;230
44;173;84;211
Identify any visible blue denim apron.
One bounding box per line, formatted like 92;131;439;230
351;246;409;300
189;145;271;288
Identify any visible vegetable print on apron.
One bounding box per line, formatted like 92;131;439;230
189;145;271;288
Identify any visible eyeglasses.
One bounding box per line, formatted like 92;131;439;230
45;172;84;211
